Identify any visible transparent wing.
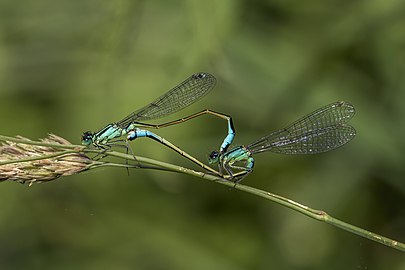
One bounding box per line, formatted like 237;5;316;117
117;72;216;128
248;125;356;154
247;101;356;154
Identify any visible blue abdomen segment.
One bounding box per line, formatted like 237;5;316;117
127;129;162;143
220;119;236;153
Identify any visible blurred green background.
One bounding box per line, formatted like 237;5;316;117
0;0;404;269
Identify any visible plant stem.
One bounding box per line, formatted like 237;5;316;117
1;134;403;252
99;149;405;252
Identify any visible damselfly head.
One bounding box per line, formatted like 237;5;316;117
81;131;93;146
208;150;220;164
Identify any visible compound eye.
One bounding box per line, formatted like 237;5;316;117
81;131;93;145
209;151;219;159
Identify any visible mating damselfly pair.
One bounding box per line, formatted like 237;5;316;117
82;73;356;182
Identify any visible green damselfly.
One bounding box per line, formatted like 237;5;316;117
208;101;356;182
82;73;235;176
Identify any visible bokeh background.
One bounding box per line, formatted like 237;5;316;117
0;0;404;269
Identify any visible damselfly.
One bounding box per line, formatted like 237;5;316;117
208;101;356;182
82;73;235;176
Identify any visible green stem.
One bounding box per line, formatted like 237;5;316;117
89;161;177;172
230;184;403;250
1;135;403;252
98;149;405;252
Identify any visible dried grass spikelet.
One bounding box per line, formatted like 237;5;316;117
0;134;91;185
